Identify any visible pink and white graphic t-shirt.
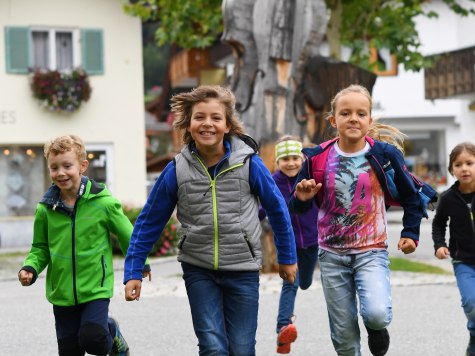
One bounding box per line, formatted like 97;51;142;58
317;143;387;254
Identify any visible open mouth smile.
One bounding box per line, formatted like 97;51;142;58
200;131;215;136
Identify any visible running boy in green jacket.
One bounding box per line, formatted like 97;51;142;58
18;135;150;356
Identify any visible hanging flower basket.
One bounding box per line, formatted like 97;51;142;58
30;69;92;113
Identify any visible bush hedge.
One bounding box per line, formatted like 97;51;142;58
112;205;179;257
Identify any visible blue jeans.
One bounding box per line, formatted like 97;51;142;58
318;249;392;356
453;262;475;336
276;245;319;332
181;262;259;356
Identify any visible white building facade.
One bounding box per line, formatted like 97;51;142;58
372;0;475;191
0;0;147;228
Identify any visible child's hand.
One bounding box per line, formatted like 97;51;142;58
278;263;298;284
398;237;416;254
142;270;152;281
435;247;450;259
295;179;322;202
18;270;33;286
125;280;142;301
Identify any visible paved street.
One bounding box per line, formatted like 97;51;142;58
0;211;469;355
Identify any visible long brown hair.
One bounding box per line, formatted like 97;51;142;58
171;85;246;145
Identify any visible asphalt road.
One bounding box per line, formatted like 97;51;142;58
0;211;469;355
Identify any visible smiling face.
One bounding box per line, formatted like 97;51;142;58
330;92;373;152
451;149;475;193
188;98;231;154
277;155;303;177
47;150;88;196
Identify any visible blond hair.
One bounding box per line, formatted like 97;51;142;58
171;85;246;145
44;135;87;161
328;84;406;152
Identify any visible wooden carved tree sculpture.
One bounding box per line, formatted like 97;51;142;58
222;0;377;271
222;0;377;145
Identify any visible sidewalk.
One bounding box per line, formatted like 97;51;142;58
2;213;465;355
1;254;464;356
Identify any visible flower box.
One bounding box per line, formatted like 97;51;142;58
30;69;92;113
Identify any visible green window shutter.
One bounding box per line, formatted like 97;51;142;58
5;26;30;74
81;29;104;75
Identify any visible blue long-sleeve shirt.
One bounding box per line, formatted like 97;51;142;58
124;140;297;283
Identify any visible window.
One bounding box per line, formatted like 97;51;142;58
0;144;113;217
30;29;77;71
86;144;113;192
5;26;104;74
370;48;398;76
403;131;447;188
0;146;45;217
317;40;398;76
86;150;108;184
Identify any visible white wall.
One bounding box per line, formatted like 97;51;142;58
0;0;147;207
372;0;475;187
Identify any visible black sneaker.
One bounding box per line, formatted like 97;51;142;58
366;327;390;356
109;317;130;356
467;334;475;356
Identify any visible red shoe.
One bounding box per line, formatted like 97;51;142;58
276;324;298;354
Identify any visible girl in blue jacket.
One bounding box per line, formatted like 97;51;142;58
124;85;297;355
289;84;428;356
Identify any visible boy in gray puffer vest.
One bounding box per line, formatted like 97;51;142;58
124;85;297;355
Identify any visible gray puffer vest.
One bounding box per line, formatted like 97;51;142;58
175;136;263;271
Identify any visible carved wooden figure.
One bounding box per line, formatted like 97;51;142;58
222;0;377;145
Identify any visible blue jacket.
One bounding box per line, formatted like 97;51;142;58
289;137;425;242
261;170;318;249
124;138;297;283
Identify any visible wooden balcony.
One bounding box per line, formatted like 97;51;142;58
169;48;211;88
425;46;475;100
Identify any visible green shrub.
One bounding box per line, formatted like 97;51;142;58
112;205;180;257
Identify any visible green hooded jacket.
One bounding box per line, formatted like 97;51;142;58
22;177;139;306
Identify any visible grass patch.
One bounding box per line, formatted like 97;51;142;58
389;257;450;275
0;252;26;259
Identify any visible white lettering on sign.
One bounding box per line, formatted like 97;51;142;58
0;111;16;124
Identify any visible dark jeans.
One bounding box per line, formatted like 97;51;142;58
276;245;319;332
181;262;259;356
53;298;114;356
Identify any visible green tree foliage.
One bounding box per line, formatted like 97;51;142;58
143;43;169;91
123;0;475;72
123;0;223;48
329;0;475;71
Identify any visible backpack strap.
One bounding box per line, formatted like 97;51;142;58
408;172;438;217
309;138;338;205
